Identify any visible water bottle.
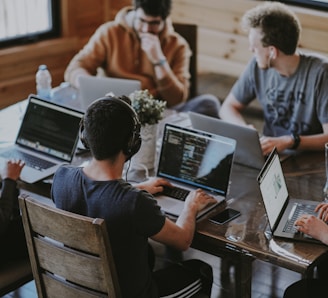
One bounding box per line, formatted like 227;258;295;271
36;64;52;99
323;142;328;202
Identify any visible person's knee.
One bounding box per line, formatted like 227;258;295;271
284;279;325;298
175;94;221;118
182;259;213;295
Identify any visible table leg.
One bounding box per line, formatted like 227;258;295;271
234;255;253;298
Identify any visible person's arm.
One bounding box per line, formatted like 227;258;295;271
0;179;18;234
140;32;190;106
260;123;328;155
151;189;216;251
219;93;249;126
0;160;24;234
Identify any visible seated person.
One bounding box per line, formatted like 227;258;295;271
283;202;328;298
219;2;328;155
64;0;220;118
0;159;28;263
51;95;216;297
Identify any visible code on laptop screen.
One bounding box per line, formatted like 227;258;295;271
16;97;83;161
157;124;236;195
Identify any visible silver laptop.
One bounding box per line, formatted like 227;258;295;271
155;124;236;219
257;148;321;243
78;76;141;111
0;95;83;184
189;112;264;170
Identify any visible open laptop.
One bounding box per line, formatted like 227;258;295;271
155;124;236;219
0;94;83;184
78;76;141;111
257;148;322;244
189;112;264;170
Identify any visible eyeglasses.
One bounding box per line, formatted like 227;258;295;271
137;17;163;28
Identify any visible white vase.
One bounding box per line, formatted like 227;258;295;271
130;123;158;171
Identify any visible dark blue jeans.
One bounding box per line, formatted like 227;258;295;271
172;94;221;118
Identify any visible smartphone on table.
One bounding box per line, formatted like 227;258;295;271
209;208;241;225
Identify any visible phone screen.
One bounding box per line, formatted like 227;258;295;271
209;208;241;225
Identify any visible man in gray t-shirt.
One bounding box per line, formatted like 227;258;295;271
220;2;328;155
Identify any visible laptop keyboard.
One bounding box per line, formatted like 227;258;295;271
283;203;317;233
0;149;55;171
161;186;190;201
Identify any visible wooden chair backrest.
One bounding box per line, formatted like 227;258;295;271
19;194;121;298
173;23;198;99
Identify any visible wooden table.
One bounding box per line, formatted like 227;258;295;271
192;151;328;297
1;99;327;298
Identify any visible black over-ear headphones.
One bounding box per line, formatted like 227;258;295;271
79;96;142;160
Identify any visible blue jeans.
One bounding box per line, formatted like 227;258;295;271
172;94;221;118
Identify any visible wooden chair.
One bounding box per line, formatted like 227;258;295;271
173;23;198;99
18;194;121;298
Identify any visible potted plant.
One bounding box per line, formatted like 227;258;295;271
129;89;166;126
128;89;166;170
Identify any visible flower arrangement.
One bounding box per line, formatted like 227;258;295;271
129;89;166;125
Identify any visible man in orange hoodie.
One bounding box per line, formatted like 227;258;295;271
65;0;220;117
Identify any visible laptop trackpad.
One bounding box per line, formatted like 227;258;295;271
156;196;184;216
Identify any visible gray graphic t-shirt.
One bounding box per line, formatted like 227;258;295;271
232;53;328;136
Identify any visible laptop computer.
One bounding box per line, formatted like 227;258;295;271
189;112;265;170
0;94;83;184
78;76;141;111
155;124;236;219
257;148;322;243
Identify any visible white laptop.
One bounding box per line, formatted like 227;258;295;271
0;94;83;184
189;112;265;170
155;124;236;219
257;148;322;243
78;76;141;111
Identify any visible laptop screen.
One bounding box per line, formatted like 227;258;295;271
257;149;289;229
78;76;141;111
16;96;83;161
157;124;236;196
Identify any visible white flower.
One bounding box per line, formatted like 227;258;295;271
129;90;166;125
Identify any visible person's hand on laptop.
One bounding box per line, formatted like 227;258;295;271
294;213;328;245
136;177;173;195
0;159;25;181
184;189;217;214
260;135;294;156
294;203;328;244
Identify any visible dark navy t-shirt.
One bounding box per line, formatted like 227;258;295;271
51;165;166;298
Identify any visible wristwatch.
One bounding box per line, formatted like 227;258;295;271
153;58;167;67
291;132;300;149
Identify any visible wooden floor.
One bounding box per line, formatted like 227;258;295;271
3;74;301;298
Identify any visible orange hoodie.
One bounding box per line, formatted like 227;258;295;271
64;7;191;107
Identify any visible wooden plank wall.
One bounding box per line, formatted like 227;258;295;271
1;0;328;108
170;0;328;76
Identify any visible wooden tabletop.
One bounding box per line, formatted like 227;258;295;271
191;151;327;297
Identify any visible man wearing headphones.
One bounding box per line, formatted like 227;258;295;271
51;96;216;298
219;2;328;156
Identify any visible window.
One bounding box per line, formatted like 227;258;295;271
0;0;60;48
275;0;328;11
